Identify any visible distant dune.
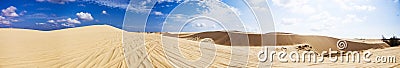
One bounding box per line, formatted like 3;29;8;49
163;31;389;52
0;25;398;68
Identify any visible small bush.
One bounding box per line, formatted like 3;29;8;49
382;36;400;47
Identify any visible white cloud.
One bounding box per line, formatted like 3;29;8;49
10;19;18;22
270;0;398;38
310;24;332;32
164;14;188;24
36;23;46;25
126;0;155;13
279;11;367;32
308;12;339;31
1;6;19;17
47;20;56;23
76;12;94;21
271;0;316;14
0;16;11;25
194;23;206;27
56;19;67;22
154;11;164;15
168;14;185;19
102;10;107;14
281;18;302;25
342;14;366;23
1;15;7;19
195;0;243;30
19;10;27;16
229;7;241;15
334;0;376;11
0;21;11;25
353;5;376;11
53;18;80;24
272;0;374;33
66;18;81;24
37;0;76;4
82;0;130;9
0;15;19;25
61;23;75;27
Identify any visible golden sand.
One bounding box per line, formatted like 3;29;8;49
0;25;398;67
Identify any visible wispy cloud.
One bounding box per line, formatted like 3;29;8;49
280;18;302;25
154;11;164;16
36;0;76;4
0;16;11;25
271;0;316;14
272;0;374;32
47;20;56;23
83;0;129;8
334;0;376;11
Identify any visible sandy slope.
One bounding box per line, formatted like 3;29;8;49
0;25;126;68
0;25;398;68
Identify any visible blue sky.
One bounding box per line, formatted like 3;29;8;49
0;0;128;30
124;0;271;33
0;0;399;38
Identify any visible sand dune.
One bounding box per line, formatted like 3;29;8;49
132;31;399;68
0;25;398;67
164;31;389;52
0;25;127;68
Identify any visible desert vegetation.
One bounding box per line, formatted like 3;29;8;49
382;36;400;47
